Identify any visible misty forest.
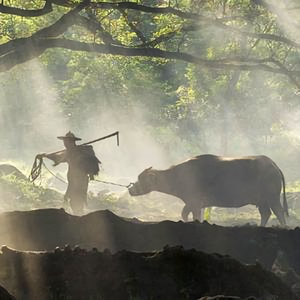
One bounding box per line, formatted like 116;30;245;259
1;0;300;299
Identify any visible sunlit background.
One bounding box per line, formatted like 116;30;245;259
1;0;300;225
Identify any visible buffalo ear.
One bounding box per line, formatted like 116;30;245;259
148;171;157;185
145;166;153;171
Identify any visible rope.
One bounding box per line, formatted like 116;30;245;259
31;158;133;189
42;165;133;189
29;155;43;182
93;179;133;189
42;162;68;184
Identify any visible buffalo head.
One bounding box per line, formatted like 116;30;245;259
128;167;158;196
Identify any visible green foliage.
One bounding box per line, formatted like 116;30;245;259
204;207;212;222
0;174;63;211
286;181;300;193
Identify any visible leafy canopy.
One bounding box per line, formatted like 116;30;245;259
1;0;300;87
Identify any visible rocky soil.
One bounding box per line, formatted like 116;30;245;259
0;209;298;299
0;209;299;271
0;244;297;300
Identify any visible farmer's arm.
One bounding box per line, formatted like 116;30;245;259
39;151;67;166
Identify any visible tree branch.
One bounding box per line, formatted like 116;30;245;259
214;20;300;49
3;37;300;76
0;0;53;17
3;0;299;52
268;57;300;88
119;9;147;45
50;0;78;8
140;31;177;48
182;19;300;50
77;15;123;45
1;0;300;88
92;2;202;21
0;1;204;21
94;3;300;51
0;2;89;59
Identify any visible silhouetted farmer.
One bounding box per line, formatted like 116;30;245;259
37;131;101;214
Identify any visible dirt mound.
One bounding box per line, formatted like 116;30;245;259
198;297;257;300
0;245;297;300
0;209;298;299
0;209;297;271
0;285;16;300
0;164;27;181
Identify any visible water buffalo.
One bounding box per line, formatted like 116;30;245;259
128;154;288;226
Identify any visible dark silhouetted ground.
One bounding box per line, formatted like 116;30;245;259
0;209;299;299
0;245;298;300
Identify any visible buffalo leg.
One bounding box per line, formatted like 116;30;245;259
181;204;190;222
200;209;204;221
181;204;204;222
192;208;204;222
258;204;271;227
270;201;286;226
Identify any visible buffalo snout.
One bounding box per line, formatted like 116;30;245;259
128;183;141;196
128;181;151;196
